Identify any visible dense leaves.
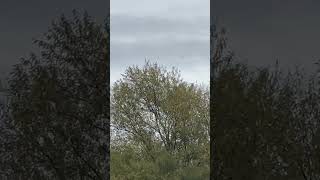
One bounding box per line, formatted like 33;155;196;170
111;62;209;179
0;11;109;179
211;26;320;180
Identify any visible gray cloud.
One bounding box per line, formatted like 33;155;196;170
111;15;208;36
111;33;208;60
111;0;208;18
111;0;210;85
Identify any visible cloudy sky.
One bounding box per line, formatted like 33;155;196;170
0;0;108;79
111;0;210;85
212;0;320;73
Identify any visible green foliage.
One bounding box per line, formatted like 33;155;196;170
111;61;209;179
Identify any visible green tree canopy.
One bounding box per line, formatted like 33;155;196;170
111;62;209;180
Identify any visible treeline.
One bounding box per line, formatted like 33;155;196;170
1;8;319;180
211;26;320;180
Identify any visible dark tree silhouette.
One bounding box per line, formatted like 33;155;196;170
211;25;320;180
0;10;110;180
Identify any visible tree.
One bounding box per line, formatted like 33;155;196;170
210;24;235;180
211;25;320;180
0;10;109;179
111;61;209;179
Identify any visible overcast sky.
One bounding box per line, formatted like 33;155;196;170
212;0;320;73
0;0;108;79
2;1;319;86
111;0;210;85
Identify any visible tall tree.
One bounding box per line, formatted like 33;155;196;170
0;10;109;180
111;62;209;179
211;25;320;180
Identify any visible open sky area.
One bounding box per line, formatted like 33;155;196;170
212;0;320;73
110;0;210;85
0;0;108;79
